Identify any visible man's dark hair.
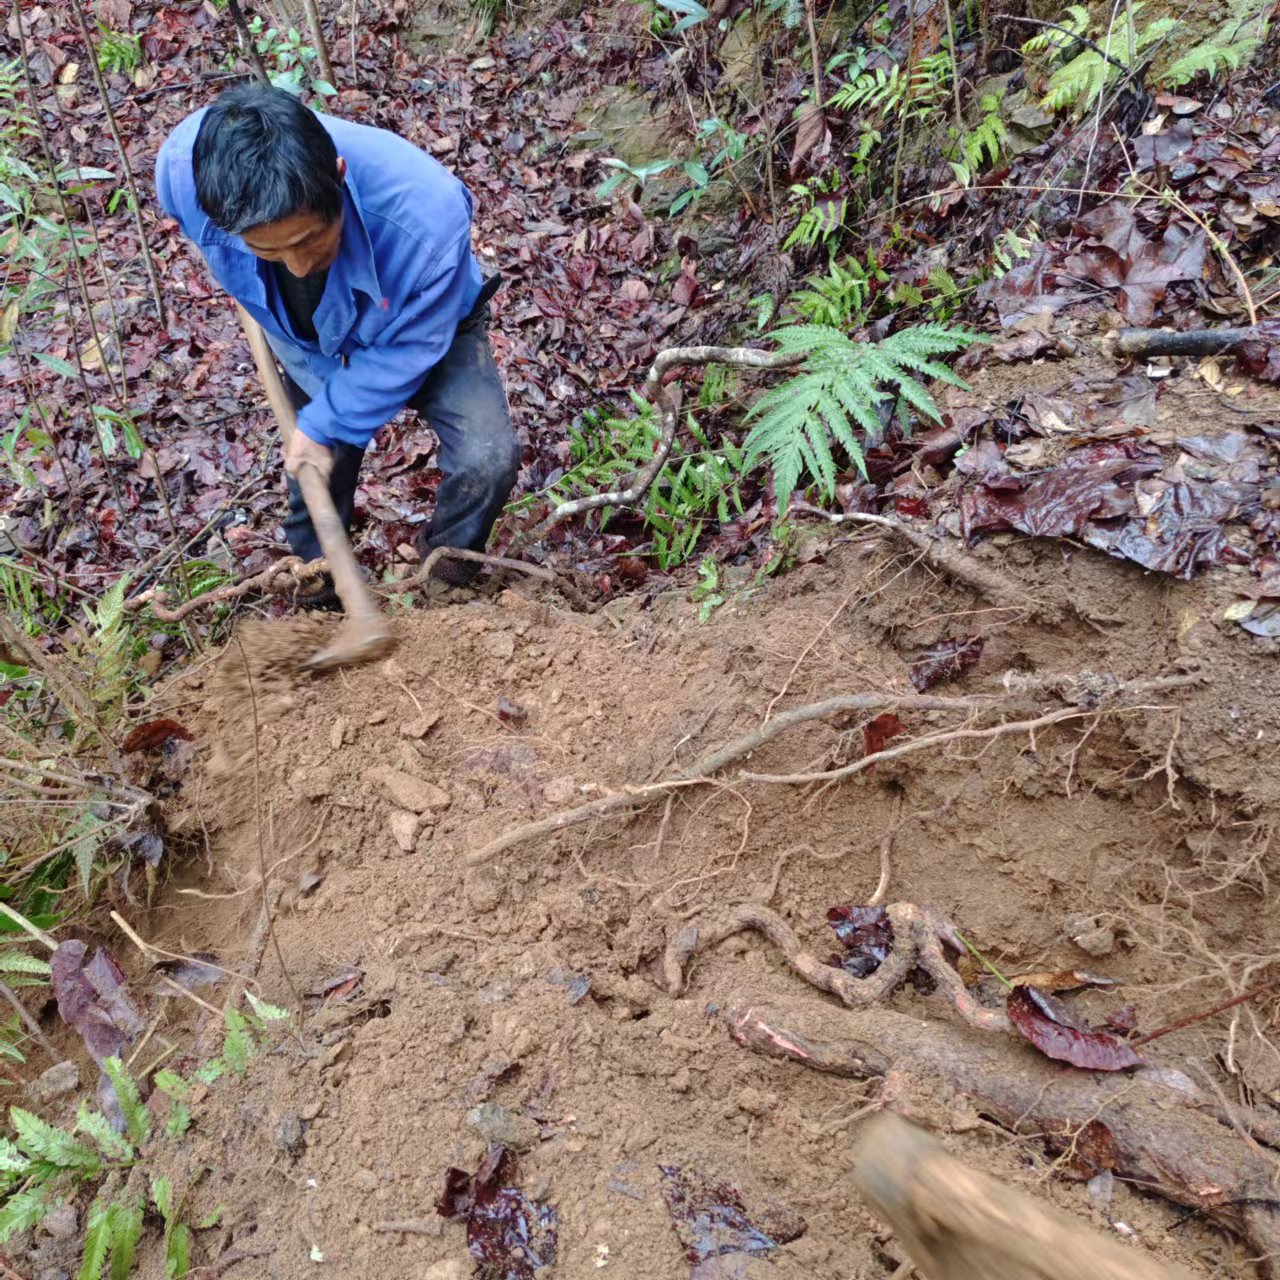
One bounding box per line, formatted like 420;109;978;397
193;84;343;235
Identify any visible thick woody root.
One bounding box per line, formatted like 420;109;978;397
662;902;1007;1033
723;991;1280;1273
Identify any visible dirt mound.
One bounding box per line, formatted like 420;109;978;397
126;522;1280;1280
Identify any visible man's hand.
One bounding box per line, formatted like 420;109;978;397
284;430;334;481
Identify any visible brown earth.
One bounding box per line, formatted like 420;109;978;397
104;366;1280;1278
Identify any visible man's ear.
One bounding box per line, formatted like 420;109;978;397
336;156;348;183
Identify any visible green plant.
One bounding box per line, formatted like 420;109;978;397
788;251;887;329
743;322;982;507
243;19;336;97
95;27;142;76
946;92;1007;189
783;172;849;251
1022;1;1265;117
596;157;675;200
669;118;748;215
0;997;289;1276
509;397;746;570
691;556;725;621
653;0;711;33
828;49;952;125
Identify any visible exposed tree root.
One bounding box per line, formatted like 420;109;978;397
126;556;329;621
465;690;1019;866
128;549;565;622
663;902;1008;1033
789;503;1060;620
723;991;1280;1272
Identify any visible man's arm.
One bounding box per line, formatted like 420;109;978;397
293;232;477;451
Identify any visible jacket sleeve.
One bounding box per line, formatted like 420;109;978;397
295;231;475;450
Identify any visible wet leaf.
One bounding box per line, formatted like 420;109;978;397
122;719;194;753
658;1163;805;1268
496;697;528;727
863;713;904;758
436;1145;557;1280
51;941;145;1067
1063;1118;1119;1178
309;971;362;1003
828;904;894;979
1007;985;1144;1071
153;953;222;991
909;637;984;691
789;104;829;178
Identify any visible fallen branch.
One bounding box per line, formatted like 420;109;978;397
465;690;1017;866
1133;978;1278;1048
518;344;803;546
725;993;1280;1269
1115;326;1271;360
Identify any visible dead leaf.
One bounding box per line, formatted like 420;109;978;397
1009;969;1120;992
1007;986;1145;1071
863;712;905;758
122;719;194;753
0;300;18;344
789;104;829;178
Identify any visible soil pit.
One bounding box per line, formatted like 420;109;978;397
114;527;1280;1280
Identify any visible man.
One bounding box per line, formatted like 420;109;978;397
155;83;519;589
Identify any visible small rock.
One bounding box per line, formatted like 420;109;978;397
422;1261;465;1280
330;716;354;750
26;1060;79;1104
387;809;419;853
367;709;389;725
298;1100;323;1121
41;1204;78;1239
352;1167;380;1190
275;1113;304;1155
1065;912;1116;957
374;768;451;814
466;1102;542;1152
400;713;441;740
483;632;516;661
543;777;577;806
464;869;504;913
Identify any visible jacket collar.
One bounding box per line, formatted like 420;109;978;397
200;175;381;353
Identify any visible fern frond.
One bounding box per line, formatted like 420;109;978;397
0;952;51;979
76;1104;134;1163
744;323;982;507
108;1199;143;1280
0;1187;51;1243
79;1192;113;1280
11;1108;101;1172
102;1058;149;1148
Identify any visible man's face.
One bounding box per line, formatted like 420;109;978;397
240;155;346;278
242;209;343;278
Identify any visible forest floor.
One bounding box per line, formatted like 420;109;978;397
5;0;1280;1277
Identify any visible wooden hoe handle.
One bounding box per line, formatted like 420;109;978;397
236;305;394;669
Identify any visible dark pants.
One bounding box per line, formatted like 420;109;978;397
280;301;519;580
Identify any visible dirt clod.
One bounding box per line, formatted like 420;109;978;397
374;768;451;814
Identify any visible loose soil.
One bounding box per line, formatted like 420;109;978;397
119;368;1280;1277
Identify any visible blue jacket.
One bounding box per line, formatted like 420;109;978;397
156;108;484;449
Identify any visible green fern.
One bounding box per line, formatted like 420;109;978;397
12;1108;102;1173
102;1059;150;1147
79;1193;113;1280
107;1197;143;1279
81;575;130;728
829;52;951;123
75;1104;135;1163
744;323;981;508
0;1187;51;1242
1162;0;1265;87
790;253;884;329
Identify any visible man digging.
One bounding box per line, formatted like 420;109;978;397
156;83;519;602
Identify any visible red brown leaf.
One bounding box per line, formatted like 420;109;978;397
1007;985;1145;1071
909;637;984;691
863;713;905;757
122;718;194;753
